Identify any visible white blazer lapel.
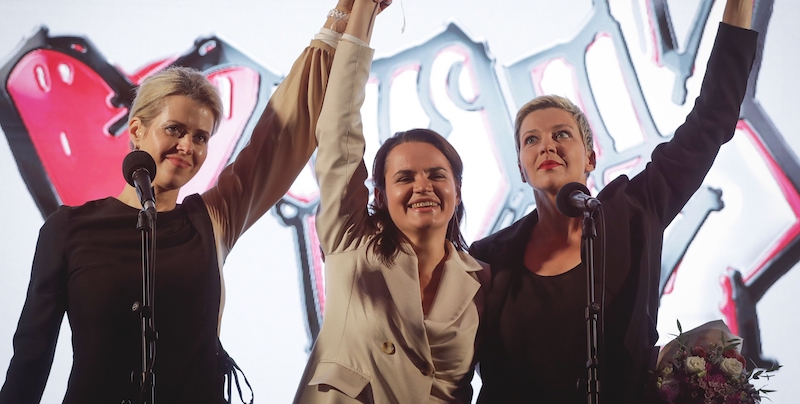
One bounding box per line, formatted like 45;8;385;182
426;246;482;324
381;251;433;366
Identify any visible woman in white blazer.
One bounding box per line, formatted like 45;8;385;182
295;0;488;402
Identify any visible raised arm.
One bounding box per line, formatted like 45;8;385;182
314;0;388;255
201;3;356;259
626;0;757;225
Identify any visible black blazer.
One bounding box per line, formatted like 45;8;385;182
471;23;758;403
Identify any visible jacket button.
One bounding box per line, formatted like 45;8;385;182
381;341;396;355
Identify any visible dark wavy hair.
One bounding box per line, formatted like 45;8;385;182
369;128;467;266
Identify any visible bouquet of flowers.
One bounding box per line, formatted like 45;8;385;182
648;320;778;404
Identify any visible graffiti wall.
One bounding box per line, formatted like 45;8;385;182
0;0;798;402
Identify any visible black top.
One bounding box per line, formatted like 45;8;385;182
472;23;759;404
0;196;223;403
493;262;586;403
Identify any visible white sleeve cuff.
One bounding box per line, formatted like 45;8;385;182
341;33;369;48
314;28;343;49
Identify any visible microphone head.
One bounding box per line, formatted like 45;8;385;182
122;150;157;187
556;182;591;217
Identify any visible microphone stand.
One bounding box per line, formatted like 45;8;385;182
582;208;601;404
135;207;157;404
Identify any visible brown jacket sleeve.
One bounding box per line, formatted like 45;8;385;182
202;39;335;261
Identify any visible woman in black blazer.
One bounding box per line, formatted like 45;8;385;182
470;0;758;402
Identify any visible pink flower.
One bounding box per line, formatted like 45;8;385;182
648;320;776;403
692;346;707;358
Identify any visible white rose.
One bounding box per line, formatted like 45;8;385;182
685;356;706;374
720;357;744;377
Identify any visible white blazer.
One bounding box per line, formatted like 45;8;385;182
294;40;488;404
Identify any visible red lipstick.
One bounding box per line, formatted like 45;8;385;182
538;160;562;170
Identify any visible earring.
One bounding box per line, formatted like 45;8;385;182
134;144;140;150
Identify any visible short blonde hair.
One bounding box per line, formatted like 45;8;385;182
514;95;593;154
129;66;223;135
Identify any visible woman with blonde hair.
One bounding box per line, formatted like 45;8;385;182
471;0;758;402
0;1;358;401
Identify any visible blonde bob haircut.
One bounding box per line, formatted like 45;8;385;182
129;66;223;135
513;94;594;155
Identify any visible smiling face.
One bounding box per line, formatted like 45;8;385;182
380;141;461;243
517;107;596;195
128;95;214;193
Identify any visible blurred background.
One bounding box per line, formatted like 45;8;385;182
0;0;797;402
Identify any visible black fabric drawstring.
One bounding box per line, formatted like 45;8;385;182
218;340;254;404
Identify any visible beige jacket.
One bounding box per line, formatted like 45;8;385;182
294;40;487;404
200;39;335;327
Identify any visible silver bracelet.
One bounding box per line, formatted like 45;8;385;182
327;8;349;21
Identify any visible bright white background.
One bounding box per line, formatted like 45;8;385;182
1;0;798;402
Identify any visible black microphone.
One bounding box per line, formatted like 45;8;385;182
556;182;601;217
122;150;157;216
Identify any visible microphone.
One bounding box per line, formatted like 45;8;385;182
122;150;157;216
556;182;601;217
